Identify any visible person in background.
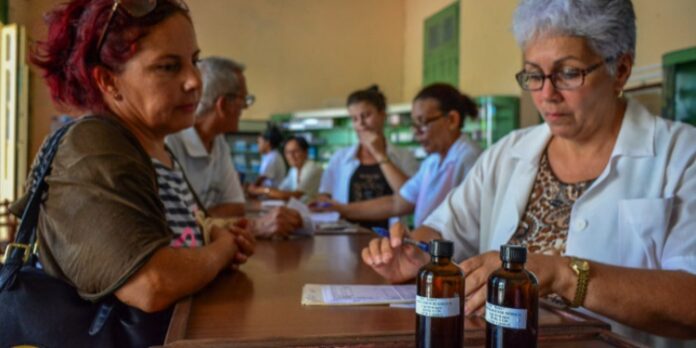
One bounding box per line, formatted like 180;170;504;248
315;85;419;229
167;57;303;238
249;136;323;201
17;0;253;344
255;123;287;188
362;0;696;345
319;84;481;228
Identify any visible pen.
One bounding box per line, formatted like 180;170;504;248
371;227;430;253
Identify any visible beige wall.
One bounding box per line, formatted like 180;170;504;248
19;0;406;157
17;0;64;158
403;0;520;99
402;0;452;100
14;0;696;158
633;0;696;68
188;0;406;118
403;0;696;99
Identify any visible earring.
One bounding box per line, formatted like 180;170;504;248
618;89;624;98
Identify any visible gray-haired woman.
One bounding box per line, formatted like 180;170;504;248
362;0;696;344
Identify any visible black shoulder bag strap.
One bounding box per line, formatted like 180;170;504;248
0;121;75;290
0;119;116;336
165;145;209;218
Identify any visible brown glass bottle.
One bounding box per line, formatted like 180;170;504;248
485;244;539;348
416;240;464;348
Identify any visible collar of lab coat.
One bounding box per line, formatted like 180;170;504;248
489;98;657;249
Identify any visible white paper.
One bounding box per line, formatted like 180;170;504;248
310;211;340;224
261;200;286;208
286;198;315;235
301;284;416;306
313;221;360;234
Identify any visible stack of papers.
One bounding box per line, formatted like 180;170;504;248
301;284;417;306
310;211;340;224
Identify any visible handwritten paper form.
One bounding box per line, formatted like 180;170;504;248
301;284;417;306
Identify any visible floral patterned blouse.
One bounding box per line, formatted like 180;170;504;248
509;151;595;256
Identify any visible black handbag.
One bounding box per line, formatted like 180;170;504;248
0;120;171;347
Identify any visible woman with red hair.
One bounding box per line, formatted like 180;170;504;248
5;0;253;345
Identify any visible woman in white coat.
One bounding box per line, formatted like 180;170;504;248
316;85;419;229
361;0;696;344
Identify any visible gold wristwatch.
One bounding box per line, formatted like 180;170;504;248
569;257;590;308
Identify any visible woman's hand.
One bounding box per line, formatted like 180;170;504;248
308;197;341;212
247;184;267;197
459;251;566;316
458;251;501;316
253;206;303;238
360;130;388;161
361;222;430;283
226;219;256;265
209;225;240;269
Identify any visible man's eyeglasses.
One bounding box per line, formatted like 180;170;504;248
96;0;188;56
226;93;256;108
411;113;448;133
515;57;615;91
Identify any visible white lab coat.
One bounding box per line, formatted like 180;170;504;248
319;143;419;203
424;99;696;346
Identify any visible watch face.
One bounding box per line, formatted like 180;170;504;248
573;259;590;271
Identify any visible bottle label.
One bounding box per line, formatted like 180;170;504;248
415;295;460;318
485;302;527;329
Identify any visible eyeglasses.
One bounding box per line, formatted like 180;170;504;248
96;0;188;57
96;0;158;56
225;93;256;108
411;113;448;133
515;57;615;91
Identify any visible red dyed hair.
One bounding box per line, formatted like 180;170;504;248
30;0;190;112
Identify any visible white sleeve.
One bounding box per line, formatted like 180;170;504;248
399;163;425;204
298;164;323;198
423;154;486;261
259;154;269;175
662;154;696;274
278;174;292;191
319;152;340;196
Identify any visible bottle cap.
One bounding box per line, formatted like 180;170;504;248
500;244;527;263
430;240;454;258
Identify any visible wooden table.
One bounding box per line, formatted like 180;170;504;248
163;235;645;347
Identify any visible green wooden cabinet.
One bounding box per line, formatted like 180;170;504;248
663;46;696;126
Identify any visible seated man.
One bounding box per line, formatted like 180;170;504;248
166;56;302;237
317;84;481;228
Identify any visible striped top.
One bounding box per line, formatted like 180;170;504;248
152;158;203;248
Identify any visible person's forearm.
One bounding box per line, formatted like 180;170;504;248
266;188;303;200
115;241;232;312
208;203;245;218
253;175;267;187
410;225;442;242
378;160;410;192
550;260;696;338
340;195;413;221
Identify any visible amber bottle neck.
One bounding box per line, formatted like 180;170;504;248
502;261;525;271
431;256;452;265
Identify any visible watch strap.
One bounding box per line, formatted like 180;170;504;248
570;257;589;308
